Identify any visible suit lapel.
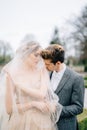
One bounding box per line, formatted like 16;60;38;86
55;67;70;94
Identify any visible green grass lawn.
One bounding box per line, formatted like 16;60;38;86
77;109;87;130
77;109;87;122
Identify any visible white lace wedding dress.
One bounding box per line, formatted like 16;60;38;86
0;58;62;130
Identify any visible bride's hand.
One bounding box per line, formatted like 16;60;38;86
4;71;14;85
5;71;12;85
39;102;50;113
32;101;50;113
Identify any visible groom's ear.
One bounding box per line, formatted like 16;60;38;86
56;61;61;65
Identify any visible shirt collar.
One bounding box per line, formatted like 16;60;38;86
53;64;66;77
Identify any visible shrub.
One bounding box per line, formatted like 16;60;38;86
84;77;87;80
84;77;87;88
85;64;87;72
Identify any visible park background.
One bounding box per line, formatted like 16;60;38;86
0;0;87;129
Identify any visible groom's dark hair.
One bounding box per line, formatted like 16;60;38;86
41;44;65;64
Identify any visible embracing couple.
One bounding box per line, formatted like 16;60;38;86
0;41;84;130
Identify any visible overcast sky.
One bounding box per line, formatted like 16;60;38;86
0;0;87;51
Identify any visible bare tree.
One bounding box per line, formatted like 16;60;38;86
69;6;87;65
50;27;62;45
0;40;13;64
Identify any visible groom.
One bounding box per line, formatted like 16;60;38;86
41;44;85;130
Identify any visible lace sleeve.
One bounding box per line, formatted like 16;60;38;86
0;71;10;129
46;87;62;124
0;70;19;130
40;65;62;124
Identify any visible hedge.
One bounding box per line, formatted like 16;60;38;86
84;77;87;88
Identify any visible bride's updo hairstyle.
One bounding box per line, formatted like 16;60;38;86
15;41;41;59
41;44;65;64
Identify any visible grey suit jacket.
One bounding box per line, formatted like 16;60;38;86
50;67;85;130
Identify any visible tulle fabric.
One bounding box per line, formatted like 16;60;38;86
0;56;62;130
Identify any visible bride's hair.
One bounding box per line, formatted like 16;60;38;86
16;41;41;59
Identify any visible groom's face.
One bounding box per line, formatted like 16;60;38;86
44;59;55;71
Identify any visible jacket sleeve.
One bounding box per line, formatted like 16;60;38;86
60;75;85;118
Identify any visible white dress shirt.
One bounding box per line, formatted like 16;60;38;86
51;64;66;91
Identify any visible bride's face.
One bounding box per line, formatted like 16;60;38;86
25;49;41;67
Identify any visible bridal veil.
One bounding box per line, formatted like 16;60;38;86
0;42;62;130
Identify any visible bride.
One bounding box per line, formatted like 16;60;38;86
0;42;62;130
